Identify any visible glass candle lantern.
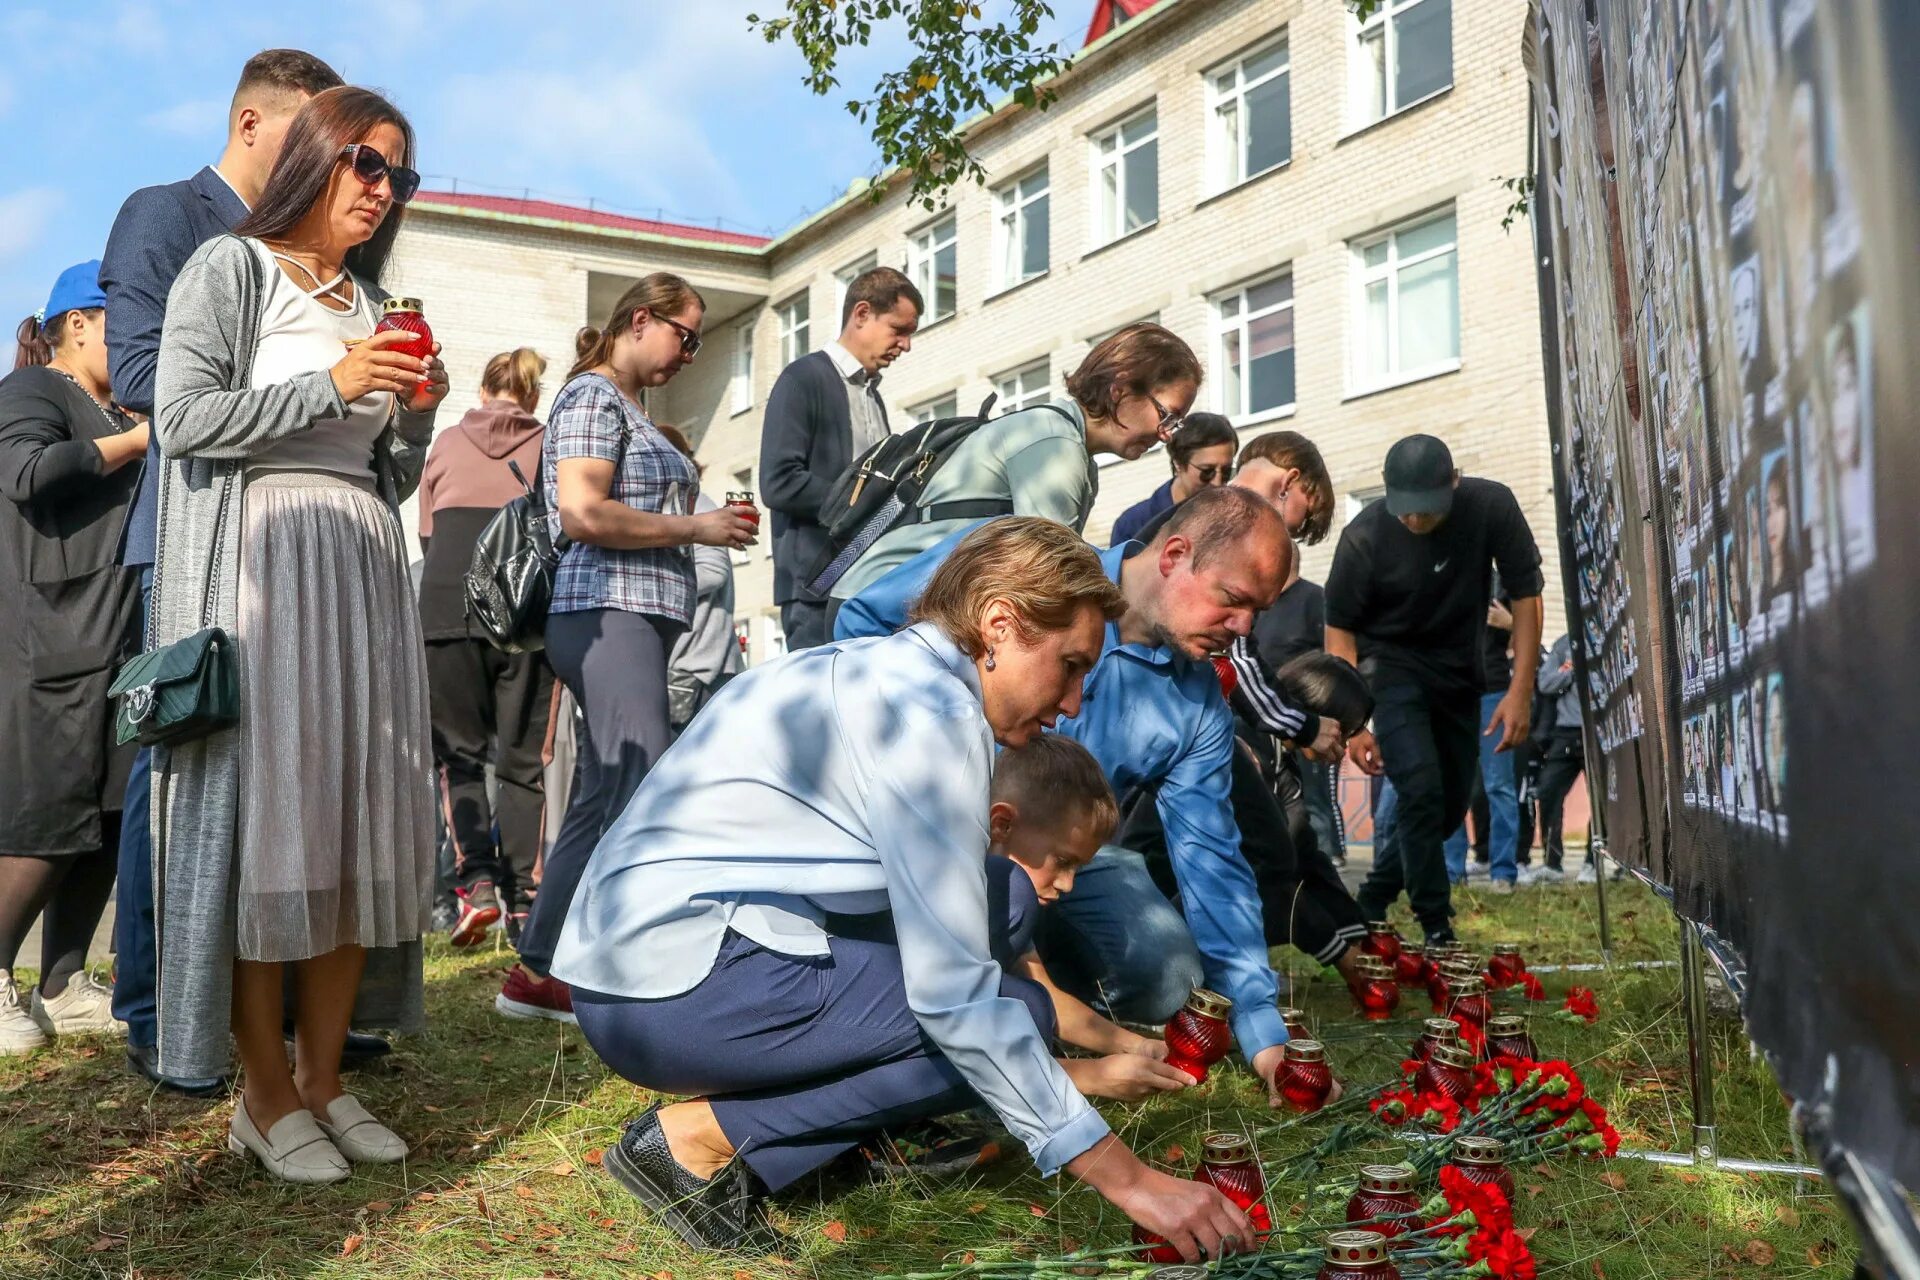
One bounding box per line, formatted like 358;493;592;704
1485;1013;1538;1062
1487;943;1527;989
373;297;433;397
1196;1132;1271;1236
1362;921;1403;963
1410;1017;1461;1062
1446;975;1492;1030
1394;943;1431;987
1280;1007;1312;1041
1163;988;1232;1084
1450;1135;1517;1203
1352;956;1401;1021
1318;1230;1401;1280
1280;1039;1335;1113
1414;1041;1477;1103
1345;1163;1422;1237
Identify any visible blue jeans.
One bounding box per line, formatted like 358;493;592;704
111;576;157;1047
1031;846;1206;1024
1443;692;1521;883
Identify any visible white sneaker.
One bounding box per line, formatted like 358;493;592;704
0;974;50;1055
1488;879;1517;896
228;1101;350;1184
1521;865;1566;885
316;1093;409;1163
1576;863;1598;884
30;973;124;1038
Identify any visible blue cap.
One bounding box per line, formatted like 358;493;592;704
42;260;107;324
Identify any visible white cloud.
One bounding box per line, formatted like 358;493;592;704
0;187;64;263
144;98;225;139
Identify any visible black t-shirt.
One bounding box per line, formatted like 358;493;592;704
1324;477;1543;695
1253;578;1326;674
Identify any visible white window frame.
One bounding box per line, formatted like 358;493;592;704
776;291;811;367
991;165;1050;294
994;360;1052;414
1088;105;1159;248
912;392;960;424
1349;0;1453;128
1206;33;1291;193
1349;207;1460;393
1210;270;1295;422
833;252;878;329
729;321;754;416
907;215;958;324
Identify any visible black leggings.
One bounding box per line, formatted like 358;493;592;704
0;815;121;998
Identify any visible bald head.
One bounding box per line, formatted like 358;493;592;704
1127;485;1293;658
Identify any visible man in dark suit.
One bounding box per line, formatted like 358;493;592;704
99;48;342;1095
758;266;922;649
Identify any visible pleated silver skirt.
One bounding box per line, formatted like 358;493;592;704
234;470;435;963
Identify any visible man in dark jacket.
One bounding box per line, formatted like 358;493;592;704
757;266;921;649
98;48;342;1094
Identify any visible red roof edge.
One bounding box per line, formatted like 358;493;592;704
411;190;771;249
1083;0;1164;48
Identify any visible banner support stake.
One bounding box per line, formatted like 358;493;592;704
1680;918;1719;1168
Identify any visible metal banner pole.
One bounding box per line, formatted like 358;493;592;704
1582;763;1613;964
1679;918;1719;1168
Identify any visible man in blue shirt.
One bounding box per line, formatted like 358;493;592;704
837;486;1300;1101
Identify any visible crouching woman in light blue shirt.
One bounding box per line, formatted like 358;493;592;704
550;518;1254;1259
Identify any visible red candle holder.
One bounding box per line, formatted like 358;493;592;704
373;297;434;398
724;489;762;531
1279;1039;1334;1113
1345;1163;1422;1238
1279;1007;1312;1041
1394;943;1431;987
1425;961;1452;1013
1352;957;1400;1021
1487;943;1527;990
1485;1013;1538;1062
1163;988;1232;1084
1450;1135;1517;1203
1196;1132;1271;1237
1414;1041;1476;1103
1409;1017;1461;1063
1318;1230;1401;1280
1361;921;1403;963
1132;1224;1183;1263
1445;975;1491;1031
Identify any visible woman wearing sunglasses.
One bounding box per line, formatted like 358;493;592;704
494;275;757;1029
150;85;446;1183
826;321;1200;617
1108;412;1240;546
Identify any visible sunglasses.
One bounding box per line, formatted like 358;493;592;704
1148;393;1187;441
647;311;703;359
1190;463;1236;484
339;144;421;205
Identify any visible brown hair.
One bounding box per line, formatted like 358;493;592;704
1065;322;1203;422
652;421;704;477
909;517;1127;657
1168;412;1238;472
840;265;924;329
992;736;1120;848
234;86;415;284
570;273;707;380
232;49;342;112
12;307;101;371
1238;429;1335;545
1158;483;1288;571
480;347;546;408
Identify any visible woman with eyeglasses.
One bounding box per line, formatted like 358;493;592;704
151;85;447;1183
1108;412;1238;546
826;321;1200;615
494;274;757;1029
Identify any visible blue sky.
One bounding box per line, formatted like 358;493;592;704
1;0;1078;327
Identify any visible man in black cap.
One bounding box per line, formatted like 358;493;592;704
1323;435;1543;943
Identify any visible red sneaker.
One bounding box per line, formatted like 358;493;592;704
449;882;503;948
495;965;576;1025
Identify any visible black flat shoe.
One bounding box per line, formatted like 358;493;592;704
281;1026;394;1070
126;1042;227;1098
602;1106;772;1252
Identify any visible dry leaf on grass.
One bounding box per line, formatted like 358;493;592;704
364;1201;392;1213
1514;1228;1537;1242
1533;1162;1562;1181
422;1104;443;1113
1029;1204;1049;1218
1162;1144;1186;1163
1744;1240;1777;1266
1524;1184;1545;1198
340;1234;365;1258
548;1160;576;1177
967;1203;987;1215
475;1191;492;1220
1776;1206;1801;1228
585;1148;605;1167
1590;1261;1606;1278
85;1237;119;1254
1598;1170;1629;1191
822;1221;848;1243
1678;1171;1702;1184
961;1252;977;1265
599;1217;618;1229
514;1184;535;1200
1806;1246;1828;1268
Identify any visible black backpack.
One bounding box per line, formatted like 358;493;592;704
803;395;1072;597
465;459;566;654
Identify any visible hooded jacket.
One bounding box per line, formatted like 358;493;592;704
417;401;545;640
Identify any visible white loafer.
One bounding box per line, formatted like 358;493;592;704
316;1093;409;1163
228;1102;350;1184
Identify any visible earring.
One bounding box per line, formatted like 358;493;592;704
985;646;997;672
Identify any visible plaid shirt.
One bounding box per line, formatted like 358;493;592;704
544;373;697;623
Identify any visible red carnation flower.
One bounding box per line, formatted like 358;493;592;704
1520;972;1547;1001
1561;986;1599;1023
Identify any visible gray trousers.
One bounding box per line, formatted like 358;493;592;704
516;608;680;975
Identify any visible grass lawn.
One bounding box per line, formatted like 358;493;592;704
0;874;1856;1279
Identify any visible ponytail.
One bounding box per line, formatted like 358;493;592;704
480;346;547;410
568;272;706;380
13;315;51;371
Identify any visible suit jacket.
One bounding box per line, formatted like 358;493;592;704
100;166;249;568
758;350;888;603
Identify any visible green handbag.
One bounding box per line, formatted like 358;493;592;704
107;625;239;747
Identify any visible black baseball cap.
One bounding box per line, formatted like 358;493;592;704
1383;434;1457;518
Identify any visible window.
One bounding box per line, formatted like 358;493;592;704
1213;272;1295;418
834;252;877;328
729;320;752;416
1351;208;1460;388
1352;0;1452;125
776;292;810;367
912;393;960;424
907;216;957;323
992;167;1050;292
1207;35;1291;191
1091;107;1158;246
995;360;1051;414
729;467;754;565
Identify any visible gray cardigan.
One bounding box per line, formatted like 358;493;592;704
149;234;436;1081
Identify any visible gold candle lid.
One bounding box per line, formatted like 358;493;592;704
1491;942;1523;958
1453;1135;1509;1165
1440;956;1484;976
1356;956;1395;980
1366;920;1398;935
1428;1042;1476;1070
1284;1038;1326;1063
1202;1132;1255;1164
1486;1014;1529;1037
1449;975;1488;998
1423;1017;1462;1039
1184;987;1232;1019
381;296;424;314
1326;1230;1389;1264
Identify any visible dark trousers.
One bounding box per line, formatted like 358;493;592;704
574;858;1052;1191
517;609;678;976
1299;755;1344;862
1357;678;1481;937
426;637;557;905
111;578;156;1047
780;598;832;650
1535;731;1587;870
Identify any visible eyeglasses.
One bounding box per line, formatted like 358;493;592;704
1190;463;1235;484
649;312;703;359
1148;394;1187;441
339;144;421;205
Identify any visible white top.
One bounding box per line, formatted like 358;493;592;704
823;339;890;455
244;238;391;476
